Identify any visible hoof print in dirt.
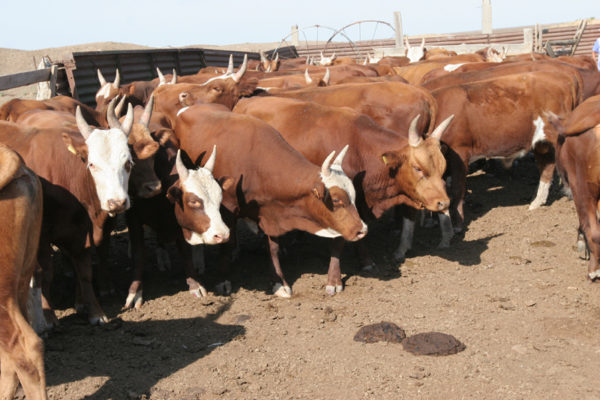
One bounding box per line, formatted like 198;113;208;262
353;322;406;343
402;332;466;356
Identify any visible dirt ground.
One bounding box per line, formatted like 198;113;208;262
2;43;600;400
30;156;599;400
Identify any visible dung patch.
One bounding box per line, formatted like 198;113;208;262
402;332;466;356
353;322;406;343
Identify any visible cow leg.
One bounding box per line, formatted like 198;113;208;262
95;223;115;297
577;228;590;260
36;239;59;329
447;150;468;232
0;303;47;400
326;237;345;295
529;149;555;210
175;233;208;298
438;210;454;248
70;249;108;325
125;211;145;309
267;236;292;298
393;207;416;261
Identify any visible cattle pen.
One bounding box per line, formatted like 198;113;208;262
0;16;599;400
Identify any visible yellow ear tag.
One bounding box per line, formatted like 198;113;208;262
67;145;77;155
382;155;388;165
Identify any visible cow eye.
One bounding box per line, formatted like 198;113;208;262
124;160;133;173
188;199;203;209
89;163;97;171
413;166;422;174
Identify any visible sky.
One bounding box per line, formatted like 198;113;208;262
1;0;596;50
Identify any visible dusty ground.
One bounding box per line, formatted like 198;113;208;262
33;157;600;400
2;43;600;400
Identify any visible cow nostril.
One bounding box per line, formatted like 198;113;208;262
145;181;162;193
438;201;449;211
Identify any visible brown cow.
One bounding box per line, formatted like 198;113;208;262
174;103;368;297
0;144;46;400
431;70;581;234
548;95;600;281
0;102;135;325
234;96;452;291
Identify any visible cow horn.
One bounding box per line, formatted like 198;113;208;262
121;103;134;136
331;52;336;60
306;55;310;65
107;96;123;130
204;145;217;173
171;69;177;84
157;67;166;85
175;150;189;183
363;56;368;65
97;69;107;86
501;46;508;58
321;150;336;178
266;64;272;73
232;54;247;82
113;69;120;88
420;38;425;49
322;68;330;86
0;146;20;191
274;53;279;62
75;106;93;140
114;95;126;117
305;69;313;84
226;55;234;75
332;144;349;169
408;115;422;147
404;37;411;49
260;50;267;63
139;94;154;128
430;115;454;141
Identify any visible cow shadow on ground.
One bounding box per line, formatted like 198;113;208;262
44;301;243;399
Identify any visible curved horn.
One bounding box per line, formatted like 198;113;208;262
0;146;20;191
139;94;154;128
226;54;234;75
266;64;272;73
113;69;120;88
175;150;189;183
171;69;177;84
331;52;336;60
420;38;425;49
75;106;93;140
322;68;330;86
321;150;336;178
430;115;454;141
405;37;411;49
306;55;310;65
121;103;134;136
305;69;313;84
332;144;349;169
408;115;423;147
232;54;248;82
114;95;126;117
204;145;217;173
107;97;123;130
156;67;166;85
274;53;279;62
260;50;267;63
363;56;368;65
97;69;107;86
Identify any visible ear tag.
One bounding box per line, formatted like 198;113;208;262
382;155;389;165
68;145;77;155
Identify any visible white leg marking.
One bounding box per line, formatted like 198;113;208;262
190;285;208;298
528;180;551;210
125;290;143;309
531;116;547;148
438;211;454;248
273;283;292;298
589;270;600;280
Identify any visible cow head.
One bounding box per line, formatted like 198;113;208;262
405;37;426;63
260;51;280;72
157;67;177;86
304;68;330;87
382;115;453;212
319;51;337;66
167;148;230;245
72;97;134;215
306;146;368;241
95;69;121;110
125;95;162;198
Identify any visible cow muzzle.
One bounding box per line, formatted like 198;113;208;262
141;180;162;198
107;198;128;214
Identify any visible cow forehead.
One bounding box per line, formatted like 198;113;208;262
86;128;131;163
182;169;223;204
411;140;445;171
320;168;356;203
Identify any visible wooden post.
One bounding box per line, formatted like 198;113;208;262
49;65;57;98
394;11;404;53
482;0;492;35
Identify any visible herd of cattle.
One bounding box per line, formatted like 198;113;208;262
1;40;600;398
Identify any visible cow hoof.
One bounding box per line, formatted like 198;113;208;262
588;270;600;281
89;314;109;325
190;286;208;298
528;203;541;211
273;283;292;298
361;263;376;272
577;239;590;260
215;280;232;296
392;248;407;262
324;284;344;295
437;239;451;249
124;290;143;309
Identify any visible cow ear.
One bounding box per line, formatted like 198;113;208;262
218;176;235;191
134;139;159;160
62;133;88;162
381;152;402;169
166;184;183;204
311;185;325;200
153;128;176;147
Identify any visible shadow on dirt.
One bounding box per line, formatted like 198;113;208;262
44;301;243;399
